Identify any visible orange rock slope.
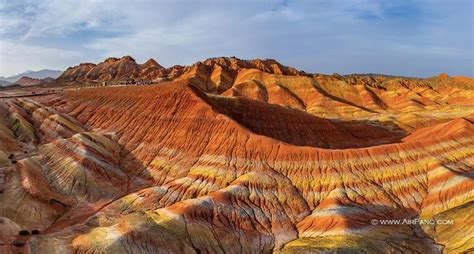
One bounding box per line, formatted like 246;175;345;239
0;57;473;253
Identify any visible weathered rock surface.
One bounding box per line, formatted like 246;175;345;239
0;57;473;253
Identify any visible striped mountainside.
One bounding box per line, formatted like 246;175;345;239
0;61;473;253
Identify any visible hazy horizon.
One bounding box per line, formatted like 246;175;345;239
1;0;473;77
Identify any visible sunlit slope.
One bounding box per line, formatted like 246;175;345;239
0;82;466;253
1;55;473;253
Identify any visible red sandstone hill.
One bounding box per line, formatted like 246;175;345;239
58;56;166;82
0;57;473;253
15;76;54;86
59;63;96;81
57;56;306;83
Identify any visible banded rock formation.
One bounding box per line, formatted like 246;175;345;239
0;57;473;253
58;56;474;131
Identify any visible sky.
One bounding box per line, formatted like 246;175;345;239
0;0;473;77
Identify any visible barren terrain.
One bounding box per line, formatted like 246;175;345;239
0;57;473;253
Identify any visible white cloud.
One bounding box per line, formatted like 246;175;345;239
0;0;472;77
20;0;125;39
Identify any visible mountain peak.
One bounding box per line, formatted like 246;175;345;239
104;57;120;64
121;55;136;62
142;58;163;69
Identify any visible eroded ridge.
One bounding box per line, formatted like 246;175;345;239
0;79;473;253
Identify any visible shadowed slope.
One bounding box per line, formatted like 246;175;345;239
202;91;406;148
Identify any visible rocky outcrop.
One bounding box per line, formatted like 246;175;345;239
59;63;96;82
201;56;305;76
58;56;166;82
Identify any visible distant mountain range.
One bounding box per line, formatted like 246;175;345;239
0;80;13;86
0;69;62;85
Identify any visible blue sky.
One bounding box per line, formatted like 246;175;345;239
0;0;472;77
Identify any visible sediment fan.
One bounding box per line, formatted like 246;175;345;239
0;57;473;253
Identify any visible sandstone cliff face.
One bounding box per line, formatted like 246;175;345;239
0;58;473;253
